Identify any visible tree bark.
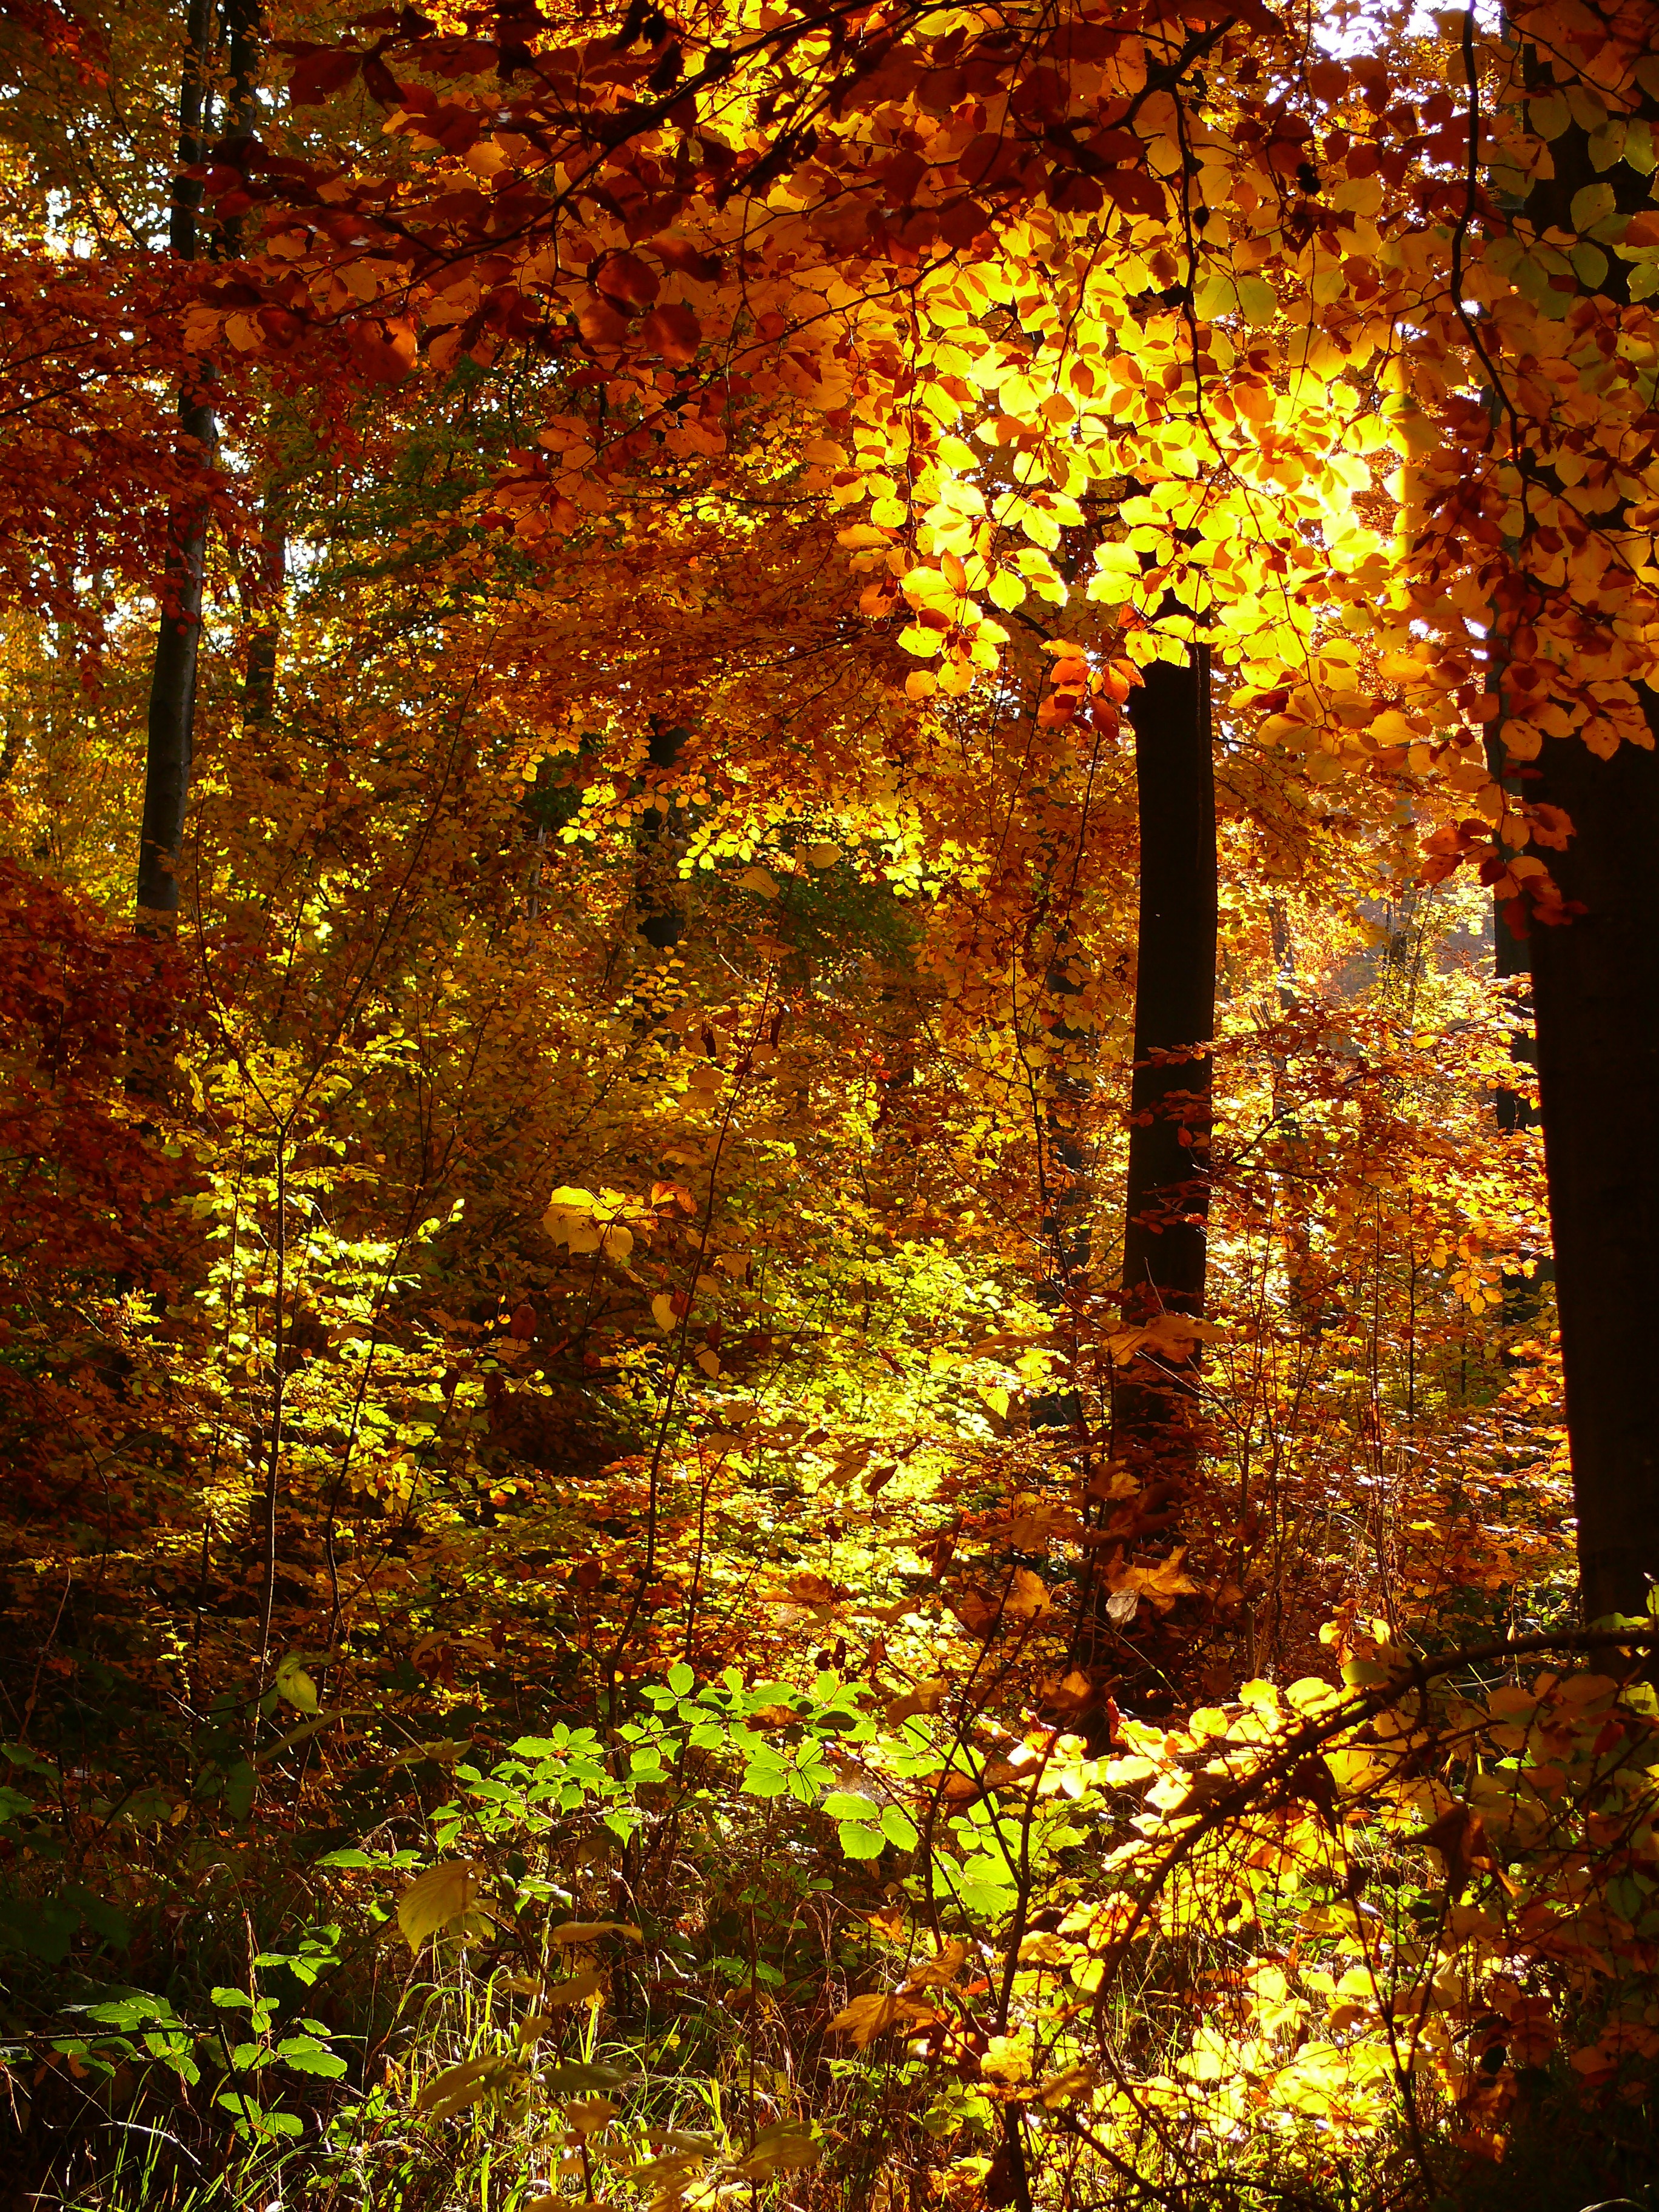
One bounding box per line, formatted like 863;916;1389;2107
1511;17;1659;1619
1114;651;1216;1467
242;483;287;729
1528;719;1659;1620
136;0;218;925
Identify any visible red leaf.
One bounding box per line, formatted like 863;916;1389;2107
284;44;363;105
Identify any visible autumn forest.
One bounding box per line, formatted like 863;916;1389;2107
2;0;1659;2205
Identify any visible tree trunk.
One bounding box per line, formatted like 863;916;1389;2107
1512;21;1659;1620
1114;651;1216;1469
1528;720;1659;1620
243;484;287;729
136;0;218;925
634;721;689;953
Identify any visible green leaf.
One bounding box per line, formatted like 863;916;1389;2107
275;2035;348;2079
736;2120;821;2179
1529;90;1572;140
224;1760;256;1825
78;1991;183;2031
881;1805;920;1851
838;1821;887;1860
274;1658;320;1715
741;1764;791;1797
822;1792;880;1822
1570;181;1617;235
668;1662;694;1696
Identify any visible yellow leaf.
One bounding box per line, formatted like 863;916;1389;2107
543;1968;605;2006
976;1384;1010;1418
804;841;840;868
548;1920;643;1945
565;2096;618;2131
981;2034;1032;2084
414;2054;502;2119
736;2122;820;2179
397;1860;487;1954
1005;1568;1051;1620
737;866;780;897
651;1293;678;1332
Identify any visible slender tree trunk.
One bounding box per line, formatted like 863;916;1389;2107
1114;651;1216;1470
242;483;286;729
633;720;689;953
137;0;218;924
1480;735;1549;1342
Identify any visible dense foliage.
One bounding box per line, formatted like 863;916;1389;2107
2;0;1658;2207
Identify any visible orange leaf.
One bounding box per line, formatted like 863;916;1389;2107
595;250;659;307
577;294;631;350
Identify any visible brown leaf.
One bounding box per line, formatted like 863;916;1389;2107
826;1991;939;2047
577;294;630;350
950;1588;1001;1638
651;233;722;282
641;302;701;366
1415;1804;1493;1897
901;1938;967;1989
885;1677;947;1725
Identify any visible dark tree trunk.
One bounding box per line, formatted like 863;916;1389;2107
1114;651;1216;1467
138;394;213;921
1512;29;1659;1620
1528;719;1659;1620
1483;737;1548;1338
242;486;287;729
137;0;218;925
634;721;689;953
